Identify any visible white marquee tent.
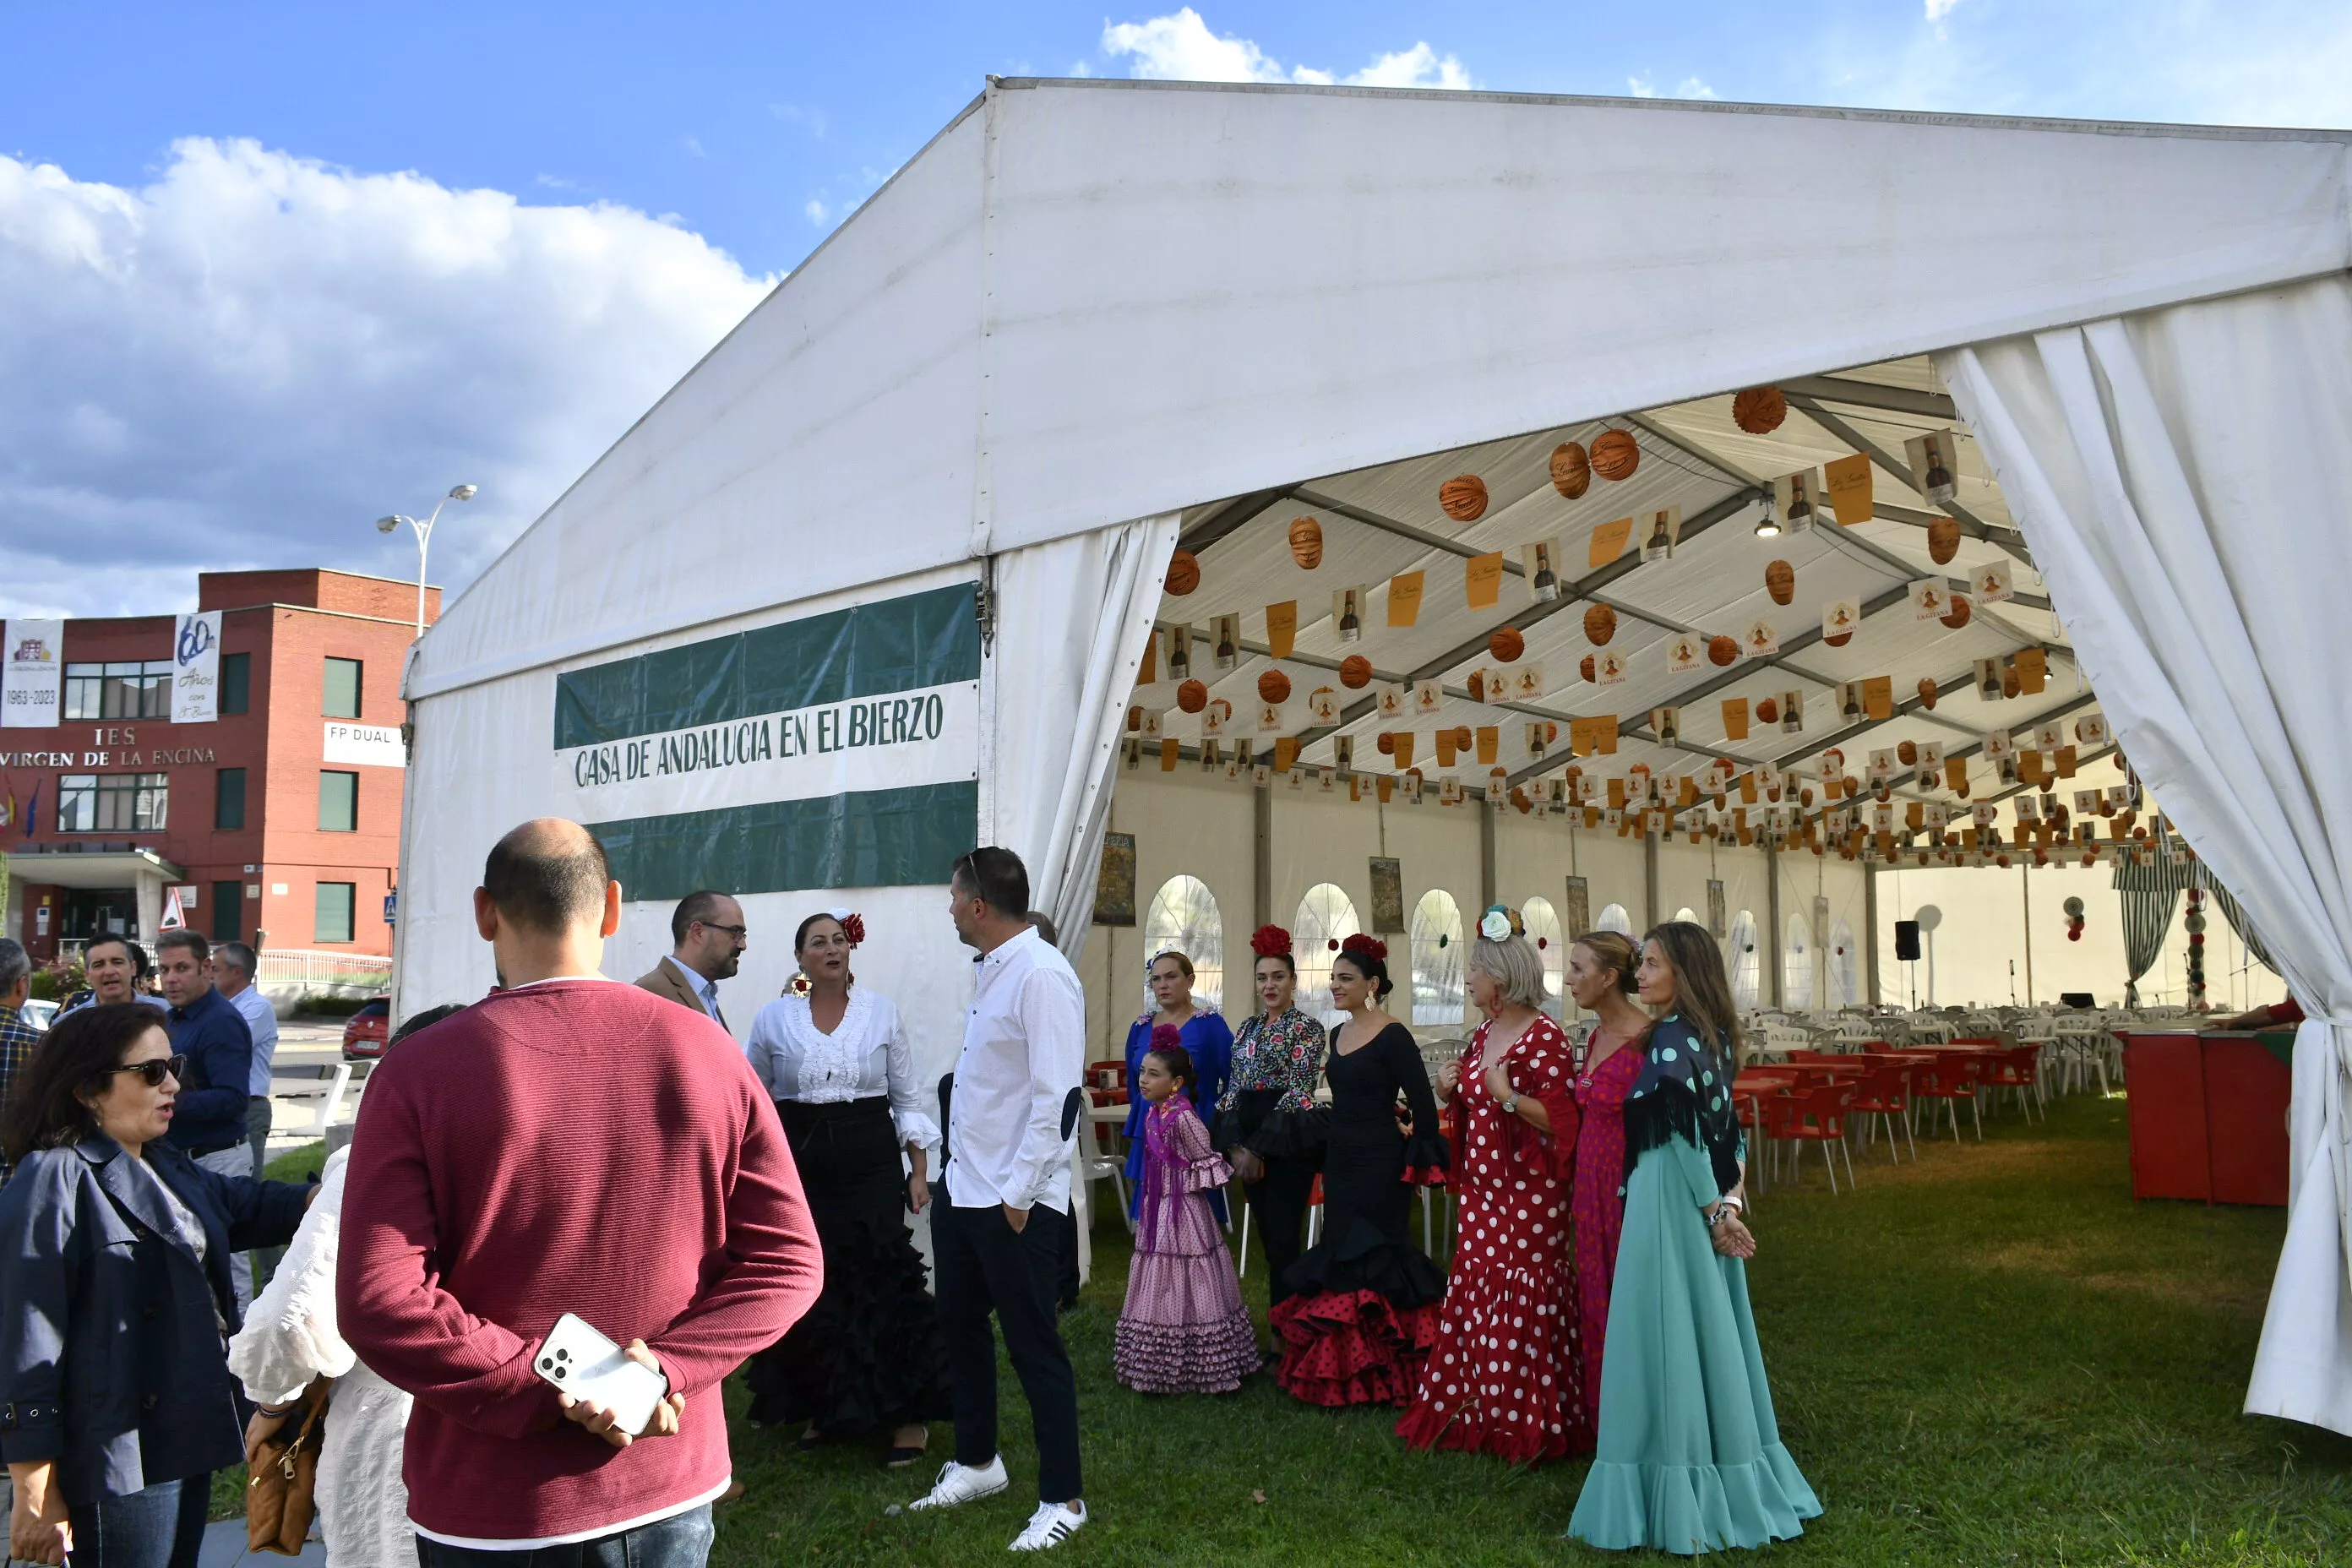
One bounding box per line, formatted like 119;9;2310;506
393;80;2352;1431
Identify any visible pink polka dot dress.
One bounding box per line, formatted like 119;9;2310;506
1571;1026;1647;1436
1396;1014;1593;1463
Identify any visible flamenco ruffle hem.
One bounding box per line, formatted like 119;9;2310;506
745;1213;952;1432
1268;1217;1447;1408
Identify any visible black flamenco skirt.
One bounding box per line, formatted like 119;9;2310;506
745;1097;954;1432
1267;1124;1449;1408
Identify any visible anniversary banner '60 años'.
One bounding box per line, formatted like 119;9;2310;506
550;581;979;900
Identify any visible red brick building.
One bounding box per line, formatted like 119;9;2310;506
2;569;438;965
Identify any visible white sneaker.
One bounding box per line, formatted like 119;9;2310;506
907;1456;1009;1511
1010;1500;1087;1552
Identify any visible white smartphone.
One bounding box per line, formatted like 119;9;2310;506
533;1313;669;1437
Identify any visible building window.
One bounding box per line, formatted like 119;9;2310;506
1522;895;1565;1018
1409;889;1465;1026
324;657;363;719
1141;874;1224;1015
318;770;359;832
215;767;247;830
56;772;169;833
210;879;244;944
315;881;357;944
63;660;173;721
1829;918;1860;1007
1728;909;1761;1010
1293;884;1362;1023
220;651;252;715
1595;902;1633;936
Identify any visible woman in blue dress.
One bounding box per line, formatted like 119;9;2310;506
1566;921;1821;1554
1122;949;1233;1221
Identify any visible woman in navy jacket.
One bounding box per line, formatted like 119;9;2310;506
3;1003;312;1568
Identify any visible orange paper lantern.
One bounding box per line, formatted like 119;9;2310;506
2002;666;2021;699
1941;594;1973;630
1376;732;1396;755
1176;679;1207;713
1756;697;1780;724
1439;475;1489;522
1339;654;1374;689
1918;677;1939;710
1732;386;1788;435
1926;517;1961;566
1489;627;1525;663
1591;429;1641;482
1897;739;1918;765
1583;604;1617;645
1288;516;1324;570
1707;634;1740;667
1550;442;1592;499
1164;550;1200;596
1580;654;1597;683
1451;726;1474;749
1764;560;1795;606
1823;629;1853;648
1258;669;1291;705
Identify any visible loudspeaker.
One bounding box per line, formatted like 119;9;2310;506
1894;920;1922;961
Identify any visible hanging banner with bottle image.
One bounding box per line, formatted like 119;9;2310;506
1903;430;1962;508
170;612;222;724
549;581;979;901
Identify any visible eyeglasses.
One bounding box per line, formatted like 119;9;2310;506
695;922;749;939
102;1054;188;1089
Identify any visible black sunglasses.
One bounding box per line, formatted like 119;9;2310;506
101;1054;188;1089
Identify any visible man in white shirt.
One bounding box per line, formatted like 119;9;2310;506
213;940;280;1173
909;847;1087;1553
633;891;746;1032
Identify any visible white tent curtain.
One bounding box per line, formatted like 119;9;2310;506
978;513;1179;1282
1937;274;2352;1436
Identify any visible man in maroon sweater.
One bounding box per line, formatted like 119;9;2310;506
339;819;821;1562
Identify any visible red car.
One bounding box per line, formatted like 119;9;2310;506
341;997;392;1059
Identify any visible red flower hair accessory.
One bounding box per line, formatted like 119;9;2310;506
1250;924;1293;960
1151;1023;1184;1051
1340;933;1388;963
827;909;866;946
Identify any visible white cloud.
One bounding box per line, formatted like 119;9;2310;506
0;138;771;618
1925;0;1966;21
1102;10;1472;90
805;196;830;226
681;134;707;159
1677;76;1719;100
1628;73;1718;101
1627;74;1657;98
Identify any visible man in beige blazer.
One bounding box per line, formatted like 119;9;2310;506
634;890;748;1033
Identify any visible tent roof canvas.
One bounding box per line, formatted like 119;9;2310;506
410;78;2351;704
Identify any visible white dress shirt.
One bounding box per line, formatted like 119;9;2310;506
942;925;1085;1213
743;988;942;1152
664;955;724;1023
229;984;280;1096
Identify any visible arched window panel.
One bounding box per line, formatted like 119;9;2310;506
1674;906;1698;923
1410;890;1466;1026
1596;902;1633;936
1783;913;1814;1010
1522;896;1565;1018
1829;918;1860;1008
1142;874;1225;1016
1728;909;1761;1011
1293;883;1362;1023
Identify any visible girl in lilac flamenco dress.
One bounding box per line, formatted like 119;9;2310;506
1113;1030;1260;1395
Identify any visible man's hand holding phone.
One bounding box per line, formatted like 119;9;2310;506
558;1338;684;1448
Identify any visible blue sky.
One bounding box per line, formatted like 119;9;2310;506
2;1;2345;616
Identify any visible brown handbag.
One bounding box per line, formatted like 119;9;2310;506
246;1376;333;1555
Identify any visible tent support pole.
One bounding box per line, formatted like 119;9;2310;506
1767;844;1785;1009
1644;833;1660;934
1865;864;1882;1004
1480;803;1497;911
1253;784;1272;934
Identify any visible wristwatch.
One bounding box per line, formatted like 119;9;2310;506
1500;1092;1519;1115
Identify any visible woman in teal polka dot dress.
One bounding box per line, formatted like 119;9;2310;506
1565;922;1821;1554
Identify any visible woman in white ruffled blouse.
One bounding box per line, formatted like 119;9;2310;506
743;911;951;1467
226;1141;415;1568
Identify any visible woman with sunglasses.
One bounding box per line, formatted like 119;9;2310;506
2;1003;315;1568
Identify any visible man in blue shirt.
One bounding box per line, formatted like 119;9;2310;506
157;927;258;1313
212;940;280;1171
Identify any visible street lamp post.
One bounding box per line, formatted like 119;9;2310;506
376;484;477;637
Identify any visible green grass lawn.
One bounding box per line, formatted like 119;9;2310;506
225;1101;2352;1565
716;1094;2352;1566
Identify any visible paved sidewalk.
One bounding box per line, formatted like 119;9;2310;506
200;1518;327;1567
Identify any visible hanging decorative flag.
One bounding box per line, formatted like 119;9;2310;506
1651;706;1683;748
1974;559;2016;604
1861;675;1893;720
1588;517;1634;569
1523;539;1562;602
1823;452;1875;525
1465;553;1505;611
2076;715;2110;748
1386;571;1425;628
1903;430;1963;507
2013;646;2048;694
1638;506;1682;563
1266;601;1298;659
1666;633;1701;674
1916;740;1944;774
1745;618;1780;657
1306;687;1340;725
1374;683;1407;721
1509;663;1546;701
1722;698;1750;742
1413;678;1445;716
1984;727;2014;761
1778;690;1805;732
1909;579;1952;621
1594;649;1627;685
1774;468;1826;533
1331;587;1367;644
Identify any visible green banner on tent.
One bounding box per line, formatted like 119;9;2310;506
553;581;979;749
592;780;978;901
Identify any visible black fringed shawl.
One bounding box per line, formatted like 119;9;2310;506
1620;1014;1744;1199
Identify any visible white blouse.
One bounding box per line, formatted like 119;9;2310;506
744;988;941;1152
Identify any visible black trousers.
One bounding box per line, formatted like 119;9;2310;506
934;1188;1083;1504
1246;1152;1319;1304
